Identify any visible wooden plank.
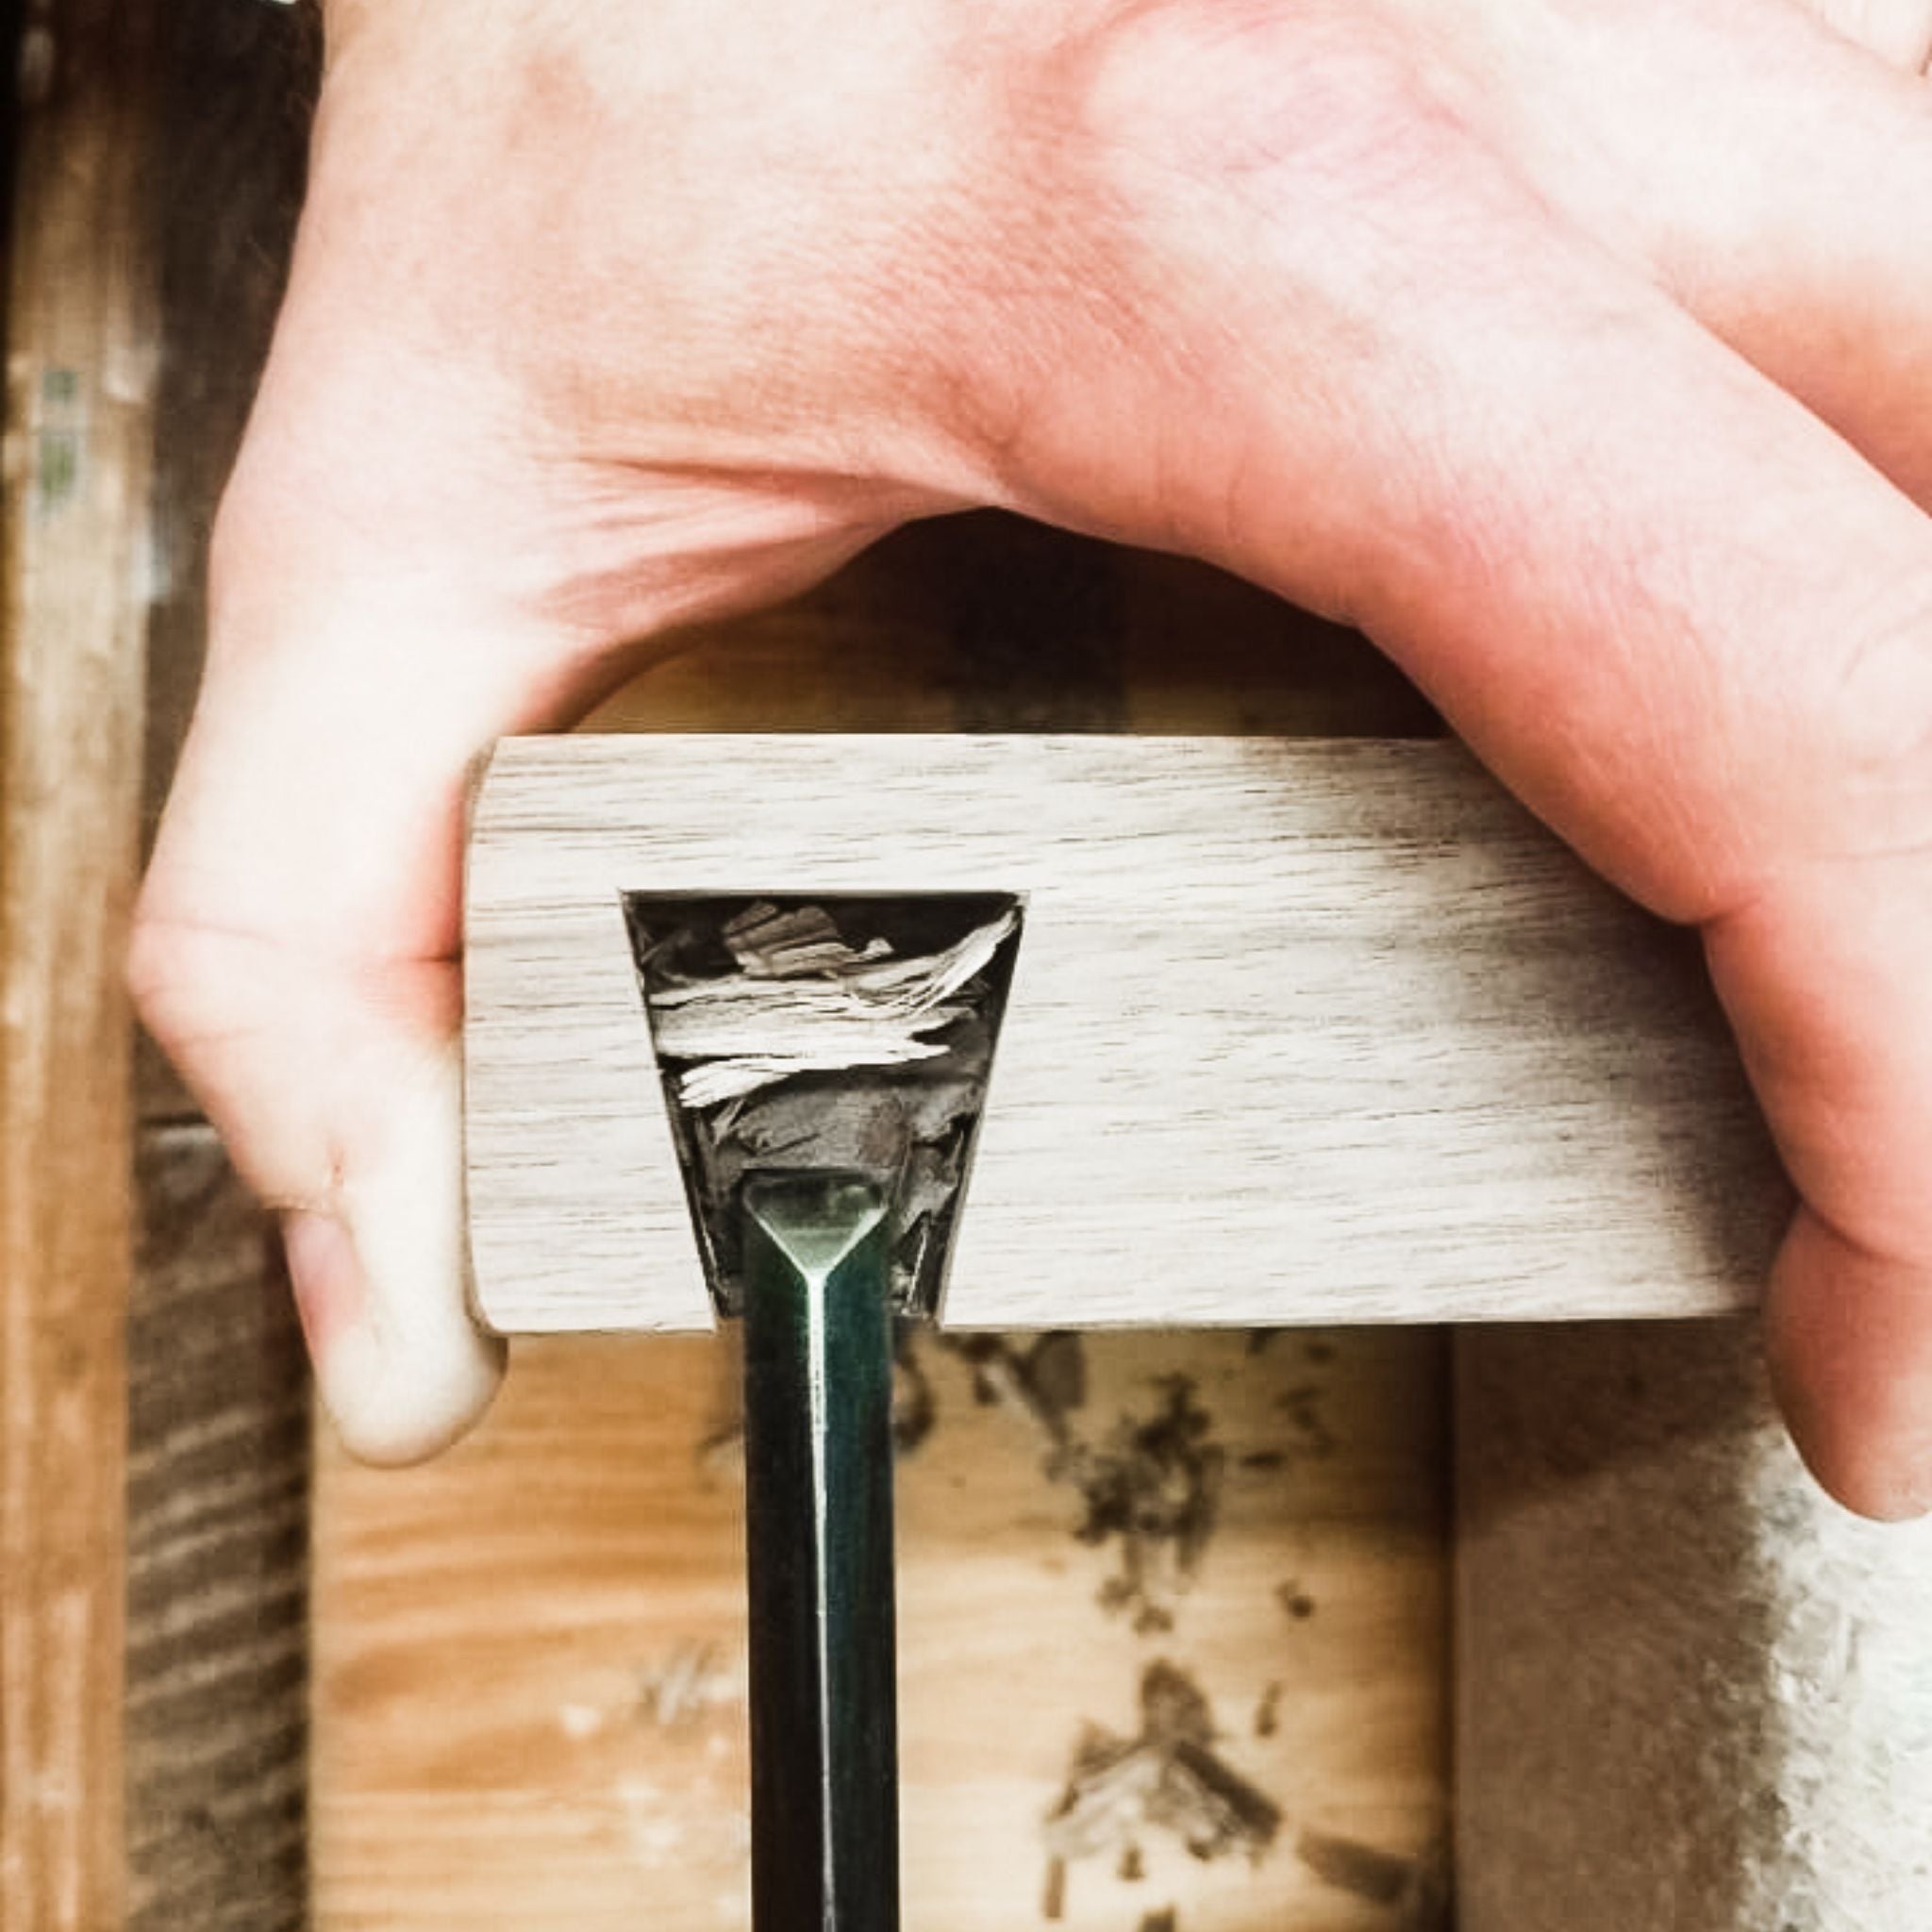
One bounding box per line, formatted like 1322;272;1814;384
0;3;158;1921
126;1124;309;1932
314;1325;1448;1931
465;733;1785;1335
1455;1321;1932;1928
114;10;319;1927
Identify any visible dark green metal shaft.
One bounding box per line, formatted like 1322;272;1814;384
740;1174;900;1932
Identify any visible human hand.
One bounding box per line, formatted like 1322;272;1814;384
131;0;1932;1510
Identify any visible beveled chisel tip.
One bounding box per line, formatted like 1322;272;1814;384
741;1174;888;1288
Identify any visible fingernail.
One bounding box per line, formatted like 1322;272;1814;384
292;1045;506;1466
283;1208;368;1364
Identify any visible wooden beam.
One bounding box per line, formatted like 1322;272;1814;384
123;14;318;1928
465;733;1787;1335
1;3;159;1921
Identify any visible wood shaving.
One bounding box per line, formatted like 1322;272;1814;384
1044;1662;1279;1877
649;904;1019;1107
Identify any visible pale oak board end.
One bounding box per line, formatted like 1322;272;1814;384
463;735;1787;1334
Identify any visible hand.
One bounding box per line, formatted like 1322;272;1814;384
132;0;1932;1510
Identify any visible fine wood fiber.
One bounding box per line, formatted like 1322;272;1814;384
465;734;1787;1335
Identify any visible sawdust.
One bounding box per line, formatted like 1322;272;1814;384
1043;1661;1279;1909
941;1331;1089;1448
1274;1382;1337;1458
1276;1582;1317;1623
928;1340;1223;1629
1296;1826;1450;1926
1253;1682;1283;1740
1062;1376;1224;1633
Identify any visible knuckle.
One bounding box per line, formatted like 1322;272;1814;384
125;906;306;1204
1805;585;1932;855
125;902;268;1089
1053;2;1446;205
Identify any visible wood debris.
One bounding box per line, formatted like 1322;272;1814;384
624;895;1021;1314
1043;1662;1280;1884
1064;1377;1225;1633
646;901;1019;1108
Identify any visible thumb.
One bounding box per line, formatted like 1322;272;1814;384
131;72;910;1459
132;185;893;1460
131;541;544;1463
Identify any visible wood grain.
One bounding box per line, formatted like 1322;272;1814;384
315;1326;1448;1931
126;1124;310;1932
465;734;1786;1335
114;9;321;1927
1;3;158;1920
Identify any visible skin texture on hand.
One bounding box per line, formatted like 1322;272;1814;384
132;0;1932;1510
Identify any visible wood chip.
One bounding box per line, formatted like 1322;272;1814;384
650;907;1019;1107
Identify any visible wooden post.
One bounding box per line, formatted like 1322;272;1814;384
124;10;318;1929
0;3;158;1922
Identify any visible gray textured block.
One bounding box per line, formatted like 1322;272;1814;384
1457;1319;1932;1930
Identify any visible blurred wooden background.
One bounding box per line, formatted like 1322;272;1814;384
2;5;1451;1928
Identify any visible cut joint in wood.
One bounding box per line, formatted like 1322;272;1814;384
463;735;1789;1335
625;892;1021;1317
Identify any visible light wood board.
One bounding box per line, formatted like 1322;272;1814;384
1;4;159;1922
315;1325;1448;1932
466;734;1786;1335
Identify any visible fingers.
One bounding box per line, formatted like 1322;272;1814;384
1010;2;1932;1510
1707;862;1932;1514
130;225;645;1461
1399;0;1932;507
141;0;1932;1506
1352;239;1932;1519
132;0;958;1462
1017;73;1932;1512
1649;8;1932;505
